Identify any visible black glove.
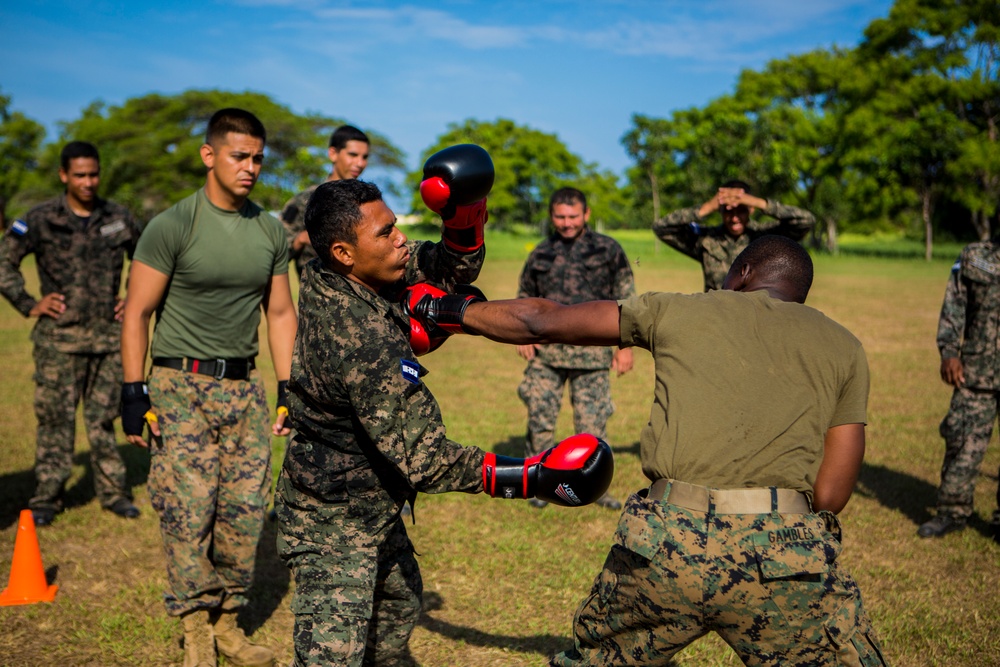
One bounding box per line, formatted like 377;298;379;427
121;382;152;437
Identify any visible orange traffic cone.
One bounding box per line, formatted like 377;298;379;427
0;509;58;605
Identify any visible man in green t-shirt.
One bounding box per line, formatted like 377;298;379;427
120;108;297;667
411;235;888;666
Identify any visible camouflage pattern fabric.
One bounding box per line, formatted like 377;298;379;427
518;359;613;457
0;195;141;353
934;242;1000;520
653;200;815;291
518;227;635;369
277;508;421;667
551;489;889;667
29;345;128;511
280;184;320;277
147;366;271;616
276;238;486;664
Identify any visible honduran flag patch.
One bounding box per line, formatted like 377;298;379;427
10;219;28;236
400;359;420;385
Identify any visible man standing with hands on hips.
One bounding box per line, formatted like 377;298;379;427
120;108;297;667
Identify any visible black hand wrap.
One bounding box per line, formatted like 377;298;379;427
121;382;151;437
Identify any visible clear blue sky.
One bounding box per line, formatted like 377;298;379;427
2;0;893;181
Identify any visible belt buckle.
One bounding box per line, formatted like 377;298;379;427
213;358;227;380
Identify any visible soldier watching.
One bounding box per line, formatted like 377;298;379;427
654;179;815;291
920;241;1000;542
516;187;635;510
0;140;143;527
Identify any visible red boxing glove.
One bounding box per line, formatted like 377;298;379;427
482;434;614;507
404;283;450;356
420;144;494;253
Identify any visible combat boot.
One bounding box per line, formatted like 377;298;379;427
917;514;966;538
181;609;216;667
211;608;275;667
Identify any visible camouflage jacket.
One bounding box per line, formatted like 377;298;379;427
653;200;815;291
0;196;141;353
279;184;320;277
937;240;1000;389
282;239;487;538
518;227;635;369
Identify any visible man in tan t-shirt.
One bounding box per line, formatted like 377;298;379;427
408;235;888;666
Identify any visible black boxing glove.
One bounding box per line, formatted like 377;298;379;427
482;434;614;507
121;381;152;437
420;144;494;253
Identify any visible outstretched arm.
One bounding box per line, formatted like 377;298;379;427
462;298;622;347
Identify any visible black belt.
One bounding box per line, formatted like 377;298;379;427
152;356;256;381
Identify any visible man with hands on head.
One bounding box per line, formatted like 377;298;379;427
274;144;614;667
654;179;815;291
280;124;371;278
120;108;297;667
410;235;888;666
0;140;143;527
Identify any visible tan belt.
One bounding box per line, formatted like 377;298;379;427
648;479;811;514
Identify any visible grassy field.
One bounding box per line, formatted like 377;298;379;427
1;230;998;666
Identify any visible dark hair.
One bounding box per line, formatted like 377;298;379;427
329;125;370;150
205;108;266;146
729;235;813;303
721;179;752;193
60;141;99;170
549;187;587;214
305;179;384;266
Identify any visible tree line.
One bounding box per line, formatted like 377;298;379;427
2;2;996;256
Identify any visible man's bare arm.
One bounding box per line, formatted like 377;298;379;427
812;423;865;514
463;298;621;347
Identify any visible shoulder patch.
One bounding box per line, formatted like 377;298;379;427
10;219;28;236
400;359;421;385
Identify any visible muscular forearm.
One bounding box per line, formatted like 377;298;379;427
121;313;150;383
812;423;865;514
266;308;297;381
463;298;620;347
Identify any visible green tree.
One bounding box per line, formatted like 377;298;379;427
410;119;584;232
47;89;404;221
0;91;46;227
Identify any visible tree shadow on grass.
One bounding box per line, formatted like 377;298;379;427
417;590;685;665
0;441;149;530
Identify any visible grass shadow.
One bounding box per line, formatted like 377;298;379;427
242;514;291;635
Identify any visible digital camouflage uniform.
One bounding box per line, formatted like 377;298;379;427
653;200;815;291
0;196;141;512
275;240;487;667
517;227;635;457
934;241;1000;526
280;184;320;279
552;289;887;666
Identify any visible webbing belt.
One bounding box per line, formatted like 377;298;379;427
648;478;811;514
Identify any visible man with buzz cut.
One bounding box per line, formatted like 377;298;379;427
0;140;143;528
280;124;370;278
121;108;297;667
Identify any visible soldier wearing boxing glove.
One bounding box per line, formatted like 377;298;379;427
402;282;485;355
274;174;610;667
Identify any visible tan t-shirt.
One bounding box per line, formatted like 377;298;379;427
619;289;868;498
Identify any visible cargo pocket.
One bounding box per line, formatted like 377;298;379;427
824;595;890;666
593;505;663;631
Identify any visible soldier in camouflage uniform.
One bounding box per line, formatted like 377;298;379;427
919;241;1000;541
120;109;297;667
459;235;889;666
517;187;635;510
274;179;489;667
654;179;815;291
280;125;370;278
0;141;142;527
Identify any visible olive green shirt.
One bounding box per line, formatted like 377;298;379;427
134;188;288;359
619;289;868;499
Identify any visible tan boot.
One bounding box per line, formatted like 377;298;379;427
210;609;275;667
182;609;217;667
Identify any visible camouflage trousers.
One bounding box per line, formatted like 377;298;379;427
519;359;613;457
30;344;128;512
937;386;1000;522
147;366;271;617
551;487;888;667
276;491;422;667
